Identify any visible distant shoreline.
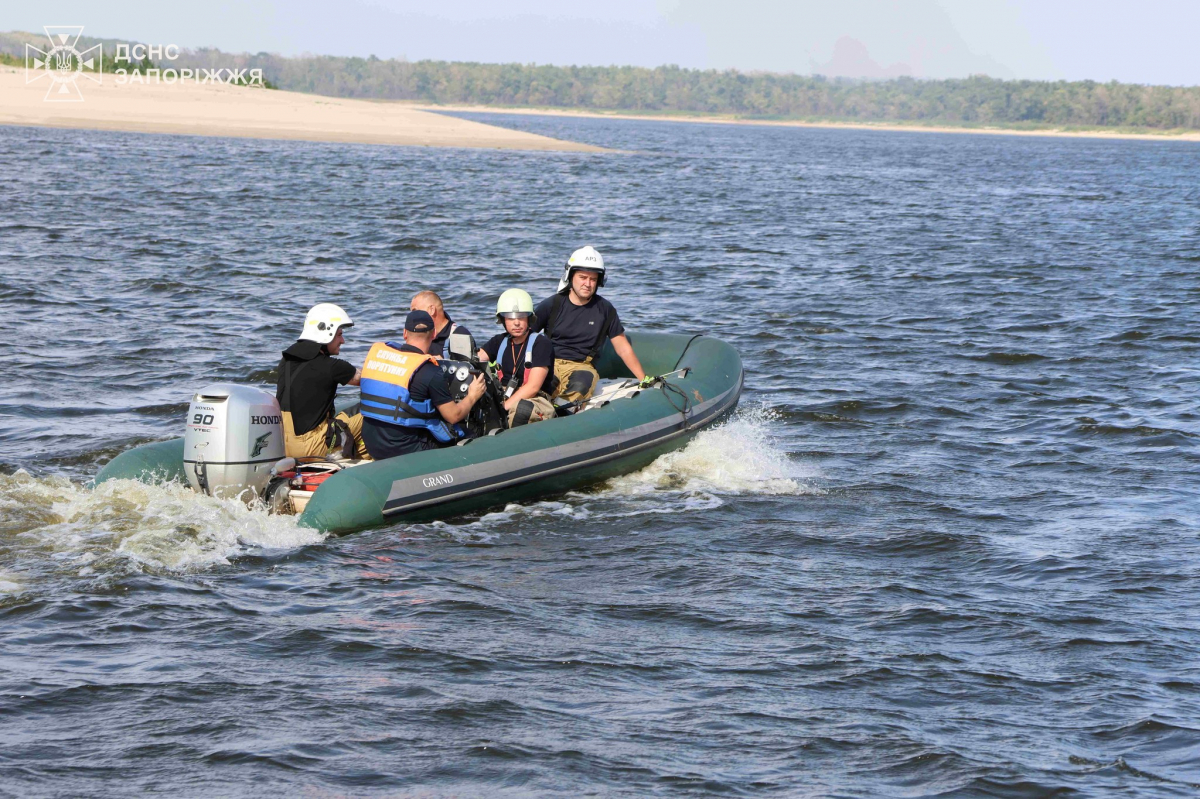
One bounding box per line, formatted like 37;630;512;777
4;56;1194;151
0;66;605;153
414;103;1200;143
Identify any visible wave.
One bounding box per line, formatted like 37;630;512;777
968;351;1050;364
0;571;22;594
606;404;820;499
0;471;323;581
396;404;818;541
1074;419;1194;440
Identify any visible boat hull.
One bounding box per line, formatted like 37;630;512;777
93;333;743;534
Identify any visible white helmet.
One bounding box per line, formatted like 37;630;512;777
299;303;353;345
557;245;606;293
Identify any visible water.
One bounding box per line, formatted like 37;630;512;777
2;115;1199;796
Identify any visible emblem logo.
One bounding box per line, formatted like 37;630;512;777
26;26;103;102
251;432;272;458
421;473;455;488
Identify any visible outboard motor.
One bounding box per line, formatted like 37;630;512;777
183;383;285;500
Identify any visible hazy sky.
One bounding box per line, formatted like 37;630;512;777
11;0;1200;85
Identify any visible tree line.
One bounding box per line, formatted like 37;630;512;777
4;30;1199;130
170;52;1200;130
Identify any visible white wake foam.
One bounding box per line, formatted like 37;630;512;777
606;404;821;500
400;404;820;538
0;470;324;577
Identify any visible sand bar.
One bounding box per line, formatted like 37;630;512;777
0;67;604;152
417;103;1200;143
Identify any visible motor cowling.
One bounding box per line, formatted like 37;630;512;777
183;383;285;500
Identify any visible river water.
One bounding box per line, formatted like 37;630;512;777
1;115;1199;796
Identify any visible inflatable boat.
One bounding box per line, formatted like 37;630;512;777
93;332;743;534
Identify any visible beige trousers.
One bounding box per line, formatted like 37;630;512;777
550;358;600;403
282;411;370;460
507;394;556;427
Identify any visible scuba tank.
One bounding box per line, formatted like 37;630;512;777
440;358;508;437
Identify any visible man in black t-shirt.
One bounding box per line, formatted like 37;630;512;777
532;246;647;403
478;288;556;427
360;310;486;460
276;303;369;459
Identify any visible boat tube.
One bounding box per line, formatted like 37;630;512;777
93;332;743;534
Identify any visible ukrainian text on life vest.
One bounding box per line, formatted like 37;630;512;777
358;342;458;443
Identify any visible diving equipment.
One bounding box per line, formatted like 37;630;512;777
440;357;509;435
443;323;476;361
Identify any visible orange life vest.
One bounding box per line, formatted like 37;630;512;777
358;342;458;442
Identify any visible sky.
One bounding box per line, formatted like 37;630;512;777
10;0;1200;85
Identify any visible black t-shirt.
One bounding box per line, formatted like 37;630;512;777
361;344;455;459
482;332;554;388
431;318;472;360
276;339;356;435
532;294;624;362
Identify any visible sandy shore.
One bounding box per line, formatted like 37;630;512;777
0;67;604;152
6;62;1191;149
416;103;1200;143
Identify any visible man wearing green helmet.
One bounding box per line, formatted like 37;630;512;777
477;289;556;427
533;245;647;403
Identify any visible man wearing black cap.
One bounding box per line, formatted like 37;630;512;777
359;310;486;460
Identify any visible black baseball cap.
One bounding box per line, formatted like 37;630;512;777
404;310;435;332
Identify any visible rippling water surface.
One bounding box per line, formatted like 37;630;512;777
2;116;1199;796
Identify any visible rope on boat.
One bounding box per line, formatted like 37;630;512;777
657;378;693;427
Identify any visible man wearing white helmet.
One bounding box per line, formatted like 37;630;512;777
477;289;556;427
276;303;369;460
532;246;647;403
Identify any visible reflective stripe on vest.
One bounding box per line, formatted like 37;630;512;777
498;331;543;388
440;322;458;360
359;341;458;443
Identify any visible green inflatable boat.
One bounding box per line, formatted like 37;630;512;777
93;333;743;534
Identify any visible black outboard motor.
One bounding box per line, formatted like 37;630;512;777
440;359;508;438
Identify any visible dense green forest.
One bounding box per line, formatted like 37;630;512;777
4;31;1199;130
169;50;1200;130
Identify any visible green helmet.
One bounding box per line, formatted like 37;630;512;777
496;288;536;325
